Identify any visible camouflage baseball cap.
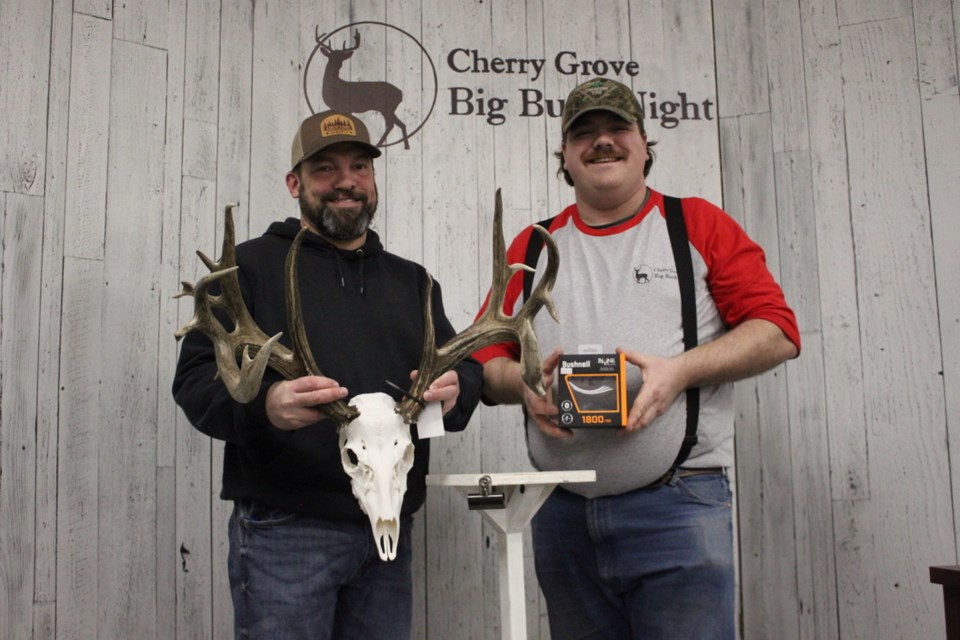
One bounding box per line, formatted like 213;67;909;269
291;110;381;170
561;78;645;134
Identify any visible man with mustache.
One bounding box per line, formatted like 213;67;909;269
475;79;800;638
173;110;483;639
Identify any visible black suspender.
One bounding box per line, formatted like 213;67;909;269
663;195;700;471
521;196;700;470
522;216;555;303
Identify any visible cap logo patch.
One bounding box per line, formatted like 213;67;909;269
320;114;357;138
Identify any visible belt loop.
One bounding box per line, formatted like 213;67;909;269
665;467;680;487
643;468;676;490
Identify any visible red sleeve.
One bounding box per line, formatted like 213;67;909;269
471;224;540;364
683;197;801;351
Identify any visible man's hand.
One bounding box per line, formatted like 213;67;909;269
481;349;571;439
413;369;460;415
265;376;349;431
522;348;572;439
617;348;687;432
617;318;798;432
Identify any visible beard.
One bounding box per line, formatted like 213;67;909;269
300;187;378;242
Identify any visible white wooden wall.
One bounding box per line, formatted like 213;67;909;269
1;1;957;638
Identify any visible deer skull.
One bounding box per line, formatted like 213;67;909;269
175;191;558;562
339;393;415;561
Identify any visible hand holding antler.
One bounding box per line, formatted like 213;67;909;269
265;376;352;430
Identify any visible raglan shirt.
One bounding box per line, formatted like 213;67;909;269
474;189;800;498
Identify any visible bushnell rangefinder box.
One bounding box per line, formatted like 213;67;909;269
556;353;628;428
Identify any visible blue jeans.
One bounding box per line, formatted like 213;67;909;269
227;500;413;640
531;472;735;640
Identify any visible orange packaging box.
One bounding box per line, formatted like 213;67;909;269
556;353;628;428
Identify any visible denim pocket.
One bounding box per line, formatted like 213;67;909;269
237;500;300;529
674;474;732;508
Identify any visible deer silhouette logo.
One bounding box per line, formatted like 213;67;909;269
314;28;410;150
634;265;652;284
303;22;437;151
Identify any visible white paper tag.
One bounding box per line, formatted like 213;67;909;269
417;401;445;439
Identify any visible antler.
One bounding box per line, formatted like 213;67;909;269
174;203;359;425
314;29;359;51
337;30;360;52
395;188;560;423
284;226;360;424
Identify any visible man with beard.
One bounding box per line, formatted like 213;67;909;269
173;110;483;639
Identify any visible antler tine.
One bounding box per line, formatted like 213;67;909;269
340;29;360;52
286;229;360;424
396;188;560;423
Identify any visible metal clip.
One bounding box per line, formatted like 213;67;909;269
467;474;506;510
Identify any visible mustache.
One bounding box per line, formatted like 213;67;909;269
584;150;623;162
321;188;368;203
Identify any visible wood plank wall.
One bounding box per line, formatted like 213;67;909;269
0;1;957;638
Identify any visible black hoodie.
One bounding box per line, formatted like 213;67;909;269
172;217;483;521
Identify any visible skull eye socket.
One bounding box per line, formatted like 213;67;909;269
345;448;359;467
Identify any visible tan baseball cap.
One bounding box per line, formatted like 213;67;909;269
561;78;646;135
291;110;381;170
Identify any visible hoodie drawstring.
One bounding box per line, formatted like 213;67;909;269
331;248;365;294
356;249;365;294
333;251;346;288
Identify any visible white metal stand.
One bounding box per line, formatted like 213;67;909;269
426;470;596;640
